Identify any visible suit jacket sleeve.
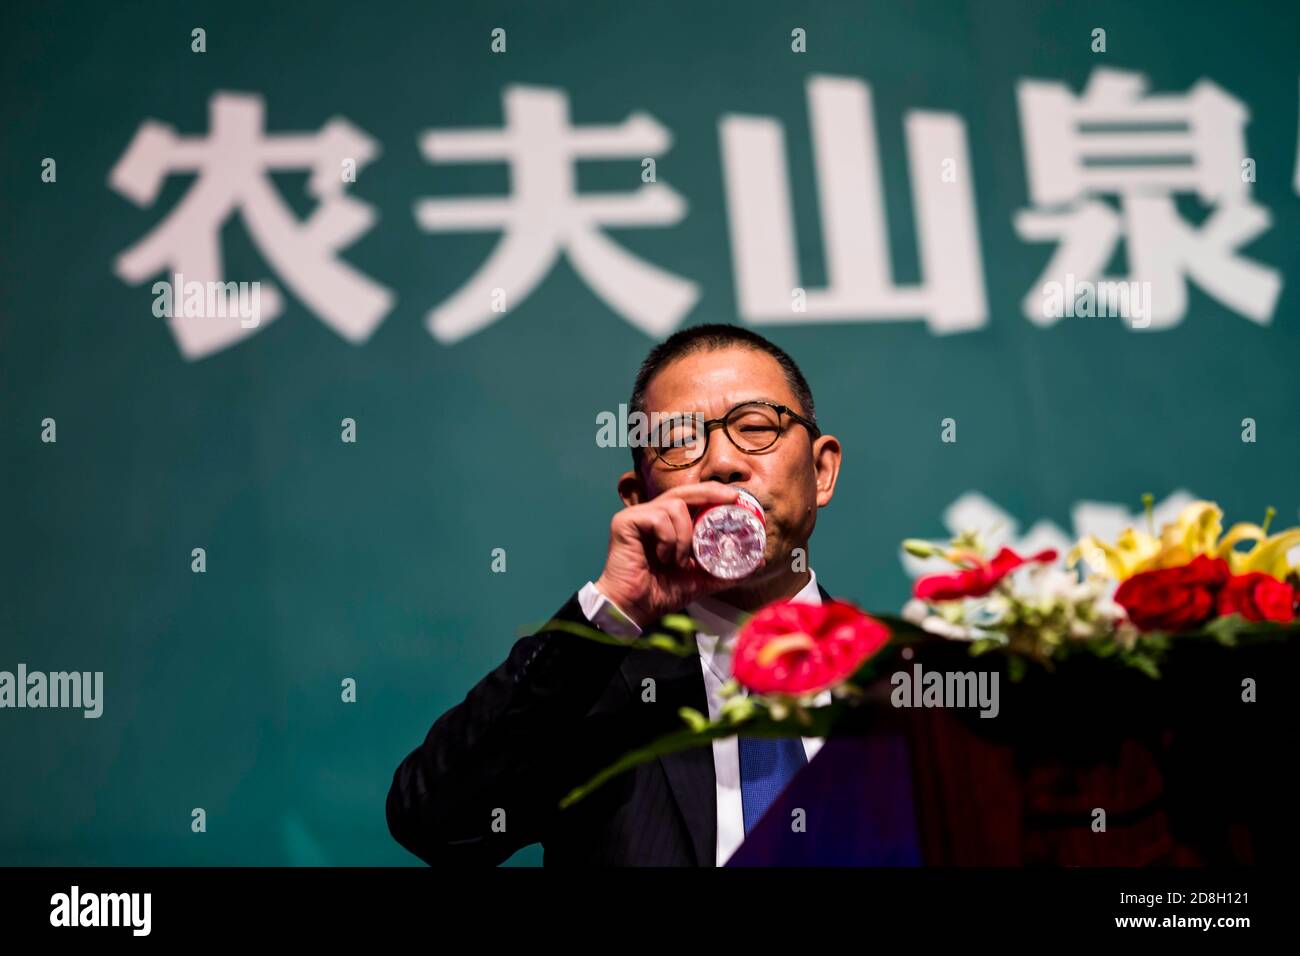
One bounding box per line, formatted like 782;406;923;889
386;590;632;866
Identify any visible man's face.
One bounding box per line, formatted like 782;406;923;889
621;346;841;584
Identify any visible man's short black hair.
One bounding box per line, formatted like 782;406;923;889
627;323;817;471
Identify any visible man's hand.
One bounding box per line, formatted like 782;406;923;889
594;482;752;630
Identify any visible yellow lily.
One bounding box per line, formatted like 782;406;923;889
1155;501;1224;568
1068;527;1161;580
1071;499;1300;584
1217;521;1300;579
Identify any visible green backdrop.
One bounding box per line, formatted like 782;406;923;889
2;0;1297;865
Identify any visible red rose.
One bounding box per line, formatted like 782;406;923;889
733;600;890;695
913;547;1058;602
1114;554;1231;632
1216;572;1296;623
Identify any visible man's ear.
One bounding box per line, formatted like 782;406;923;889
616;468;645;507
811;433;842;508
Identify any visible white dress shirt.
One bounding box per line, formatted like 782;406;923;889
577;569;830;866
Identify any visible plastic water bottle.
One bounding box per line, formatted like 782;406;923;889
692;488;766;580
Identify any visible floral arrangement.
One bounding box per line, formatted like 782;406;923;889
902;497;1299;679
553;497;1300;806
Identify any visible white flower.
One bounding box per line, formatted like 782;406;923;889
902;598;930;624
902;598;997;642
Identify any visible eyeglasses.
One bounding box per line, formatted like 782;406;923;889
647;400;820;469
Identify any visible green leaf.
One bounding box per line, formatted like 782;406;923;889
537;617;639;648
1188;619;1298;646
534;617;696;656
559;725;732;809
1142;632;1172;654
659;613;698;634
1124;653;1162;680
678;707;709;732
1006;655;1027;683
720;695;756;723
646;634;687;653
559;701;846;809
1203;615;1245;646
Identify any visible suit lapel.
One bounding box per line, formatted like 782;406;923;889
618;623;716;866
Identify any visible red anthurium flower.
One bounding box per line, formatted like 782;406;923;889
1114;554;1231;632
733;600;890;695
1216;572;1296;623
913;547;1058;602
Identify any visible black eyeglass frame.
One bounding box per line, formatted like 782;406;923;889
647;400;821;470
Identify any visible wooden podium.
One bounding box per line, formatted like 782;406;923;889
728;638;1298;866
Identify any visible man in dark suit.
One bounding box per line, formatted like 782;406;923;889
387;324;843;865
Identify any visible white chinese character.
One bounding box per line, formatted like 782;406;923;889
415;85;698;344
1015;69;1281;330
719;74;987;334
110;92;394;360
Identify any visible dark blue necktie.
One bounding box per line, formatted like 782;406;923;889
738;734;808;835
